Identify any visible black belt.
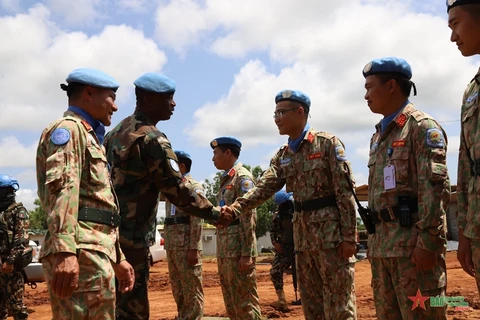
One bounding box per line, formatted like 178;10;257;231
371;202;418;224
472;159;480;176
294;196;336;211
165;216;190;225
78;207;120;227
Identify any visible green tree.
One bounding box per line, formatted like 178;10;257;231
357;217;366;231
29;198;48;230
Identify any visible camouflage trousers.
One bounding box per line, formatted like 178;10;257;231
167;250;203;320
0;270;28;320
296;248;356;320
116;247;150;320
270;246;294;291
469;238;480;298
370;256;447;320
43;249;116;320
217;257;262;320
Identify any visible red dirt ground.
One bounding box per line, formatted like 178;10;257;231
22;252;480;319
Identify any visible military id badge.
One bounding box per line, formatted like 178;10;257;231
170;204;176;216
383;165;396;190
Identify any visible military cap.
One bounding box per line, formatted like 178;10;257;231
134;72;176;93
65;68;119;90
275;89;311;109
210;136;242;149
174;150;192;161
274;190;293;205
0;174;19;191
362;57;412;79
447;0;480;12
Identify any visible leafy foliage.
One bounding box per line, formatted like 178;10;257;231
28;198;48;230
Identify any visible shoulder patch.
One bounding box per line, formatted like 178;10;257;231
370;142;378;152
241;179;254;192
426;128;445;148
50;128;70;145
467;92;479;104
335;145;347;161
169;158;179;172
194;188;204;196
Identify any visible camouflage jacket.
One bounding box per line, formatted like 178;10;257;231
164;173;204;251
367;103;450;258
270;204;294;246
0;202;29;264
104;112;218;249
458;68;480;239
230;127;357;253
36;110;124;262
217;162;257;258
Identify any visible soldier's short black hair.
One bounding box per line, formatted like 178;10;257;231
461;4;480;18
177;157;192;172
60;82;87;99
218;144;241;158
376;73;413;97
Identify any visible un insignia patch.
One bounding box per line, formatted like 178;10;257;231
466;92;478;104
51;128;70;145
426;128;445;148
335;145;347;161
370;142;379;152
241;179;254;192
169;159;179;172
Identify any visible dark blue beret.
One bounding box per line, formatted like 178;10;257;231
274;191;293;205
210;136;242;149
174;150;191;161
447;0;480;12
66;68;119;90
134;72;176;93
362;57;412;80
275;90;311;108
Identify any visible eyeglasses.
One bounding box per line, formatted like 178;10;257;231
273;107;299;119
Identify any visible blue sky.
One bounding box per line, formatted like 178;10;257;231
0;0;477;212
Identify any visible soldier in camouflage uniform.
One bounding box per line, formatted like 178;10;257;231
269;190;295;312
363;57;449;319
447;0;480;298
219;90;358;320
164;150;204;320
36;68;135;320
104;72;220;320
0;175;29;320
211;137;262;320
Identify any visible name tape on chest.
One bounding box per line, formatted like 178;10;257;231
308;152;321;160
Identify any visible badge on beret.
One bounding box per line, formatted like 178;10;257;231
211;140;218;147
241;179;254;192
426;128;445;148
169;159;179;172
363;62;373;74
282;90;292;99
335;145;347;161
51;128;70;145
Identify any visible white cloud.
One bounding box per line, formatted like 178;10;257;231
0;4;168;132
118;0;149;13
45;0;102;26
0;136;37;168
16;188;37;211
0;0;21;12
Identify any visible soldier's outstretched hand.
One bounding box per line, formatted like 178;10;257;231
217;206;234;228
457;232;475;277
113;260;135;293
51;252;79;300
337;241;356;259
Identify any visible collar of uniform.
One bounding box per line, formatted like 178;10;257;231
393;102;415;128
63;110;94;131
222;161;241;178
303;126;316;143
134;111;155;125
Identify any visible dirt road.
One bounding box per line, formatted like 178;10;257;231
23;252;480;319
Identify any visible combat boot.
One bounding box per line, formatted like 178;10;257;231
271;289;289;311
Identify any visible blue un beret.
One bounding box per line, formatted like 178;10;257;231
274;191;293;205
362;57;412;80
447;0;480;12
0;174;19;191
174;150;192;161
66;68;119;90
210;136;242;149
134;72;176;94
275;90;311;109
